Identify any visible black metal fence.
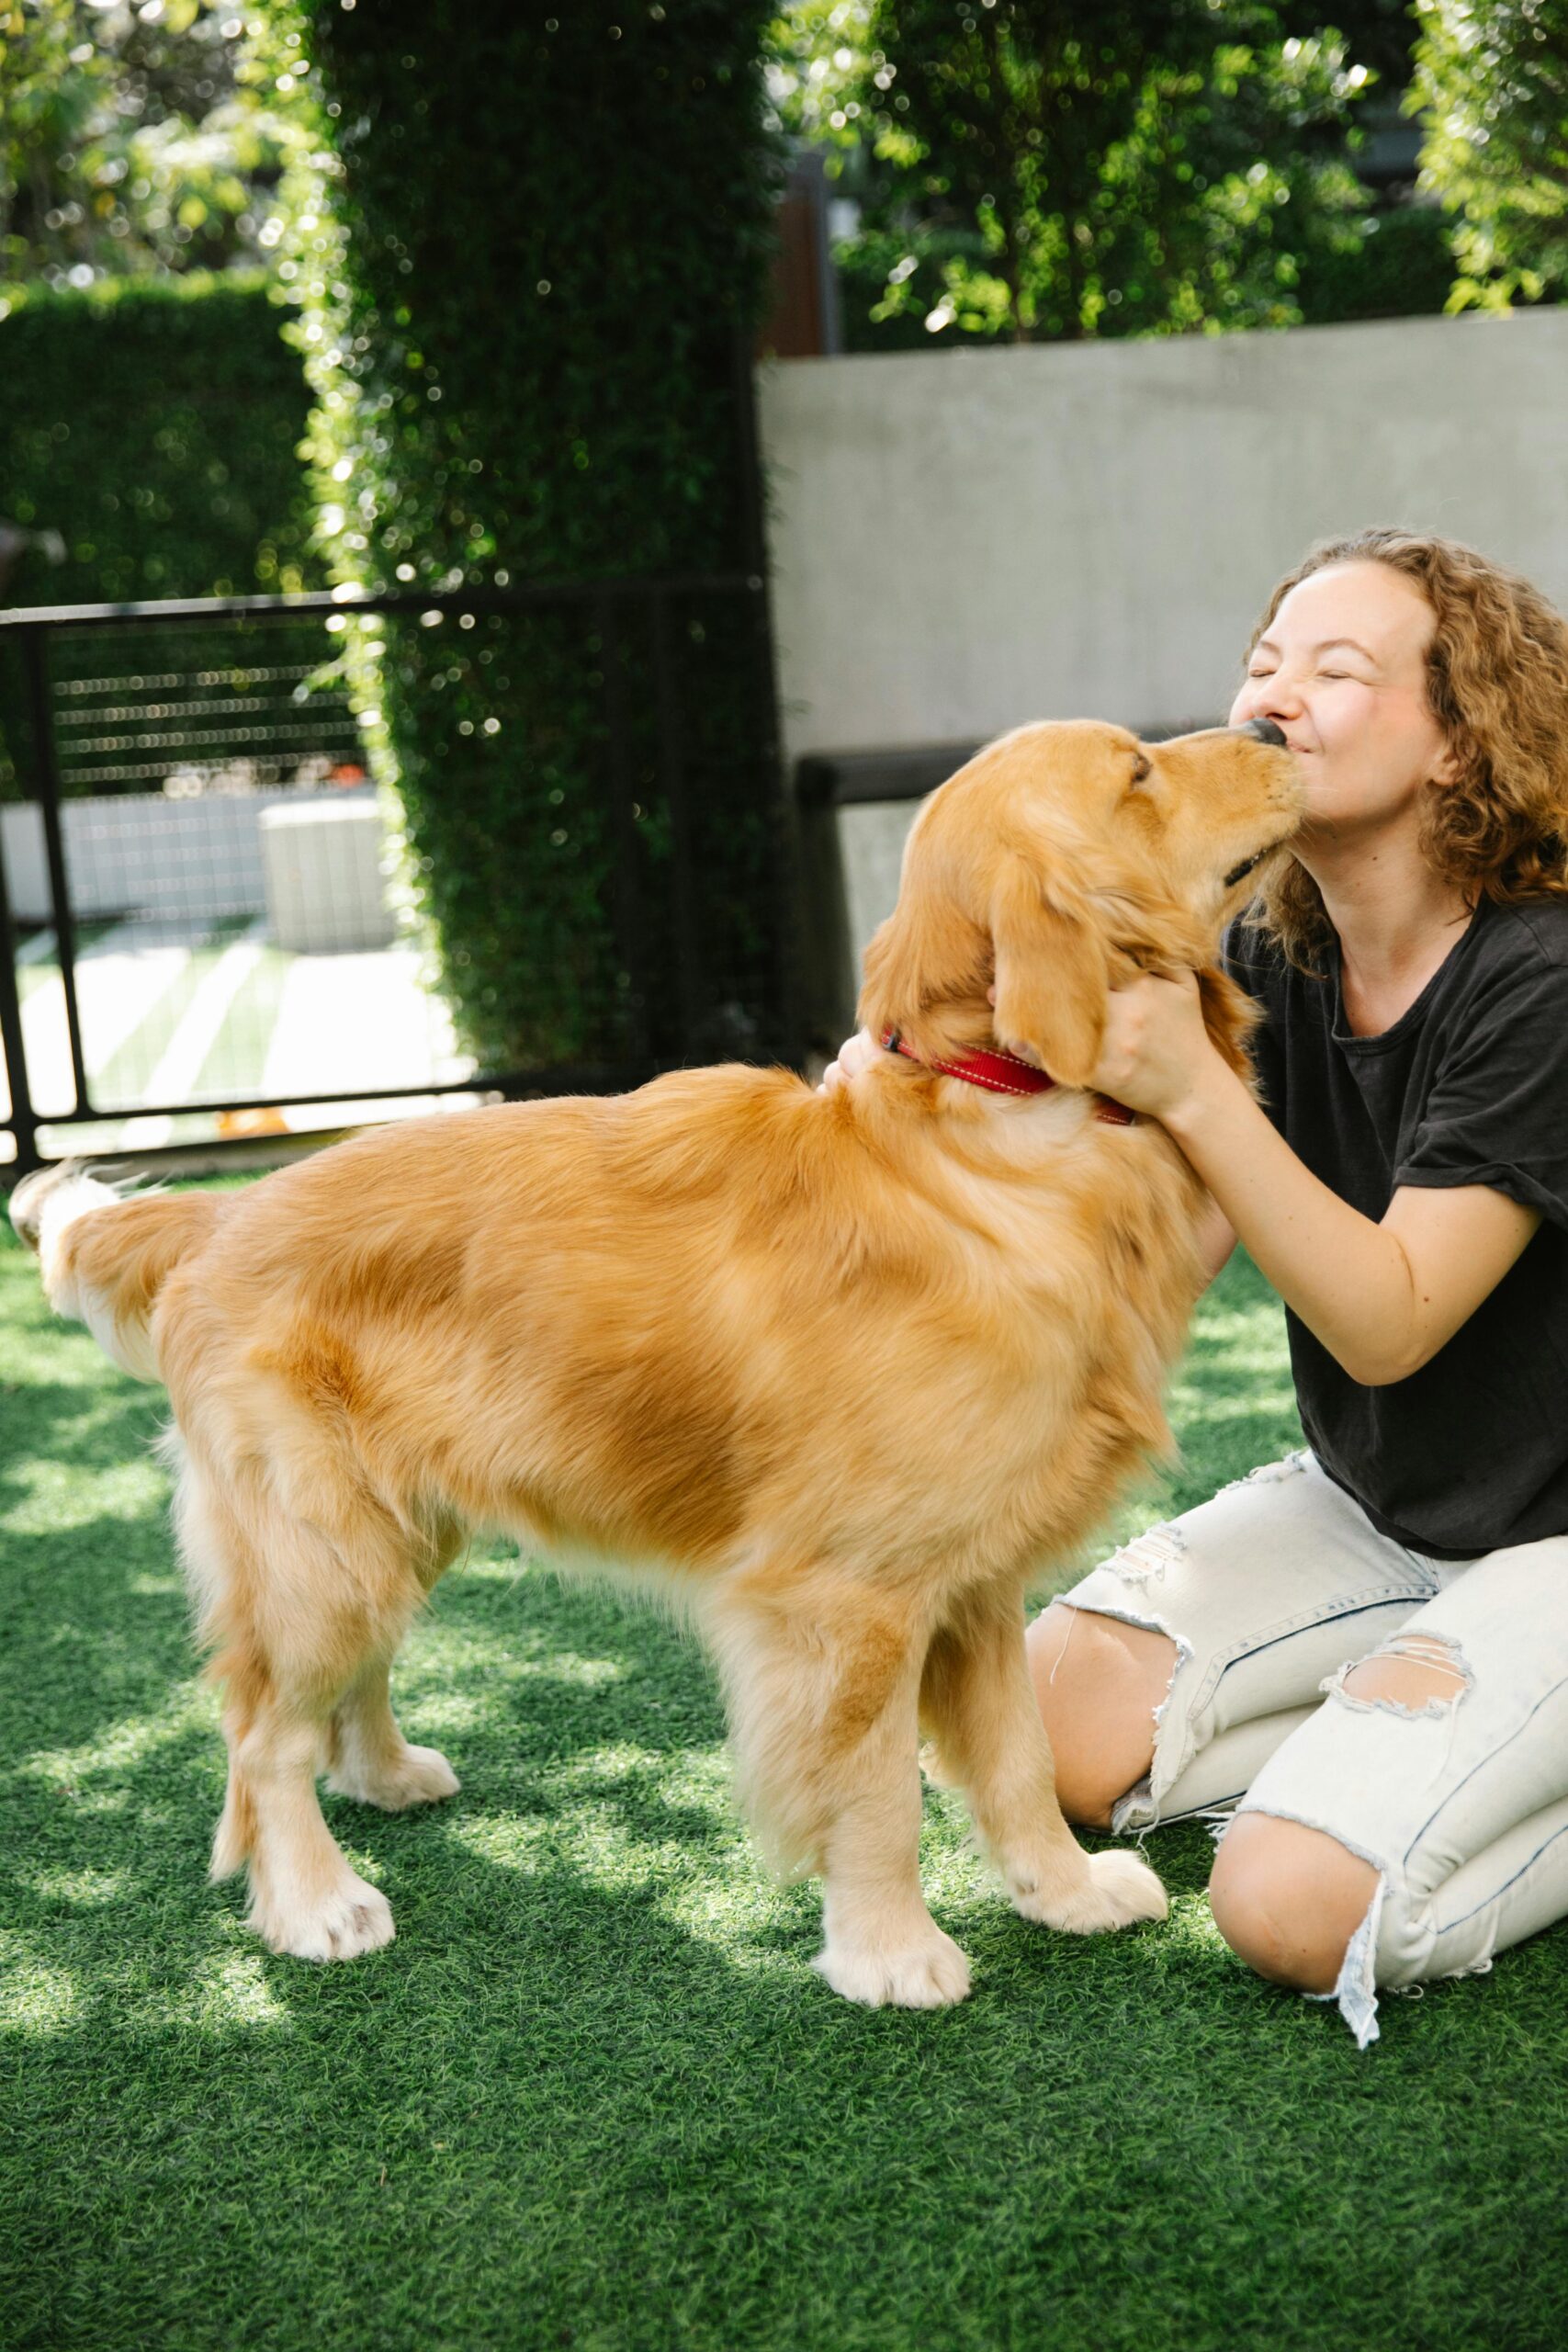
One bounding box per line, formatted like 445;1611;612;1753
0;576;795;1180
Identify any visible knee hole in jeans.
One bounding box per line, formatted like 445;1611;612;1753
1333;1630;1472;1720
1026;1604;1176;1829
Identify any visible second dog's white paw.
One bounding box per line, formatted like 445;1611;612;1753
1014;1847;1168;1935
813;1923;973;2008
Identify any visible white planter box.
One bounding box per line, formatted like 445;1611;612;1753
1;787;395;953
258;797;397;953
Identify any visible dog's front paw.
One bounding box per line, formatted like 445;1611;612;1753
1014;1847;1168;1935
813;1923;972;2008
252;1871;396;1962
327;1743;460;1811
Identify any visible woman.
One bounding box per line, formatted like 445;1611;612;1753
826;528;1568;2044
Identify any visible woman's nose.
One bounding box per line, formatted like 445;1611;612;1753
1235;676;1303;727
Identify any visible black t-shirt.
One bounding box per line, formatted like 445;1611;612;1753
1224;896;1568;1558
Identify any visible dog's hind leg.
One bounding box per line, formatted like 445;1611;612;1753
711;1577;971;2009
174;1442;424;1961
326;1657;459;1811
921;1586;1168;1935
325;1508;464;1811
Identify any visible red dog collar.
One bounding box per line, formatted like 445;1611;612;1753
880;1030;1135;1126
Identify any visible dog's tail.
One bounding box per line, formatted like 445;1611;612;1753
8;1163;223;1385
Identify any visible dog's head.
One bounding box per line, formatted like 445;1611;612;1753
857;718;1303;1085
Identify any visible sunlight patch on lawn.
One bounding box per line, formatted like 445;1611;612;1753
1189;1318;1291;1353
0;1939;83;2037
159;1947;293;2033
413;1618;629;1674
450;1554;529;1584
18;1679;215;1794
411;1618;629;1690
456;1789;798;1973
396;1688;490;1735
455;1746;739;1879
661;1877;810;1970
0;1305;123;1391
1163;1891;1229;1951
453;1802;659;1890
542;1741;715;1791
21;1867;134;1907
0;1449;168;1535
1167;1385;1297;1421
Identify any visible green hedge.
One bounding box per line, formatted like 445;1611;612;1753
288;0;789;1071
0;272;319;804
0;272;317;606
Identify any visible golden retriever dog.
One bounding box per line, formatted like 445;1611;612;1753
11;718;1299;2007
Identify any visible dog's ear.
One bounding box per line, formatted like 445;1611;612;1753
988;855;1109;1087
857;838;987;1048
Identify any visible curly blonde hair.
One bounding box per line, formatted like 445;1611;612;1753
1245;529;1568;972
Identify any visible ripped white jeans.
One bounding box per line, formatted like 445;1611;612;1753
1056;1450;1568;2047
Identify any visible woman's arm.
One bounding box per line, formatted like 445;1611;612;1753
1092;973;1541;1386
1196;1193;1237;1287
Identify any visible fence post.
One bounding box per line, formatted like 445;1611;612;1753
0;802;40;1178
650;590;704;1056
595;589;651;1064
20;626;90;1116
731;333;801;1065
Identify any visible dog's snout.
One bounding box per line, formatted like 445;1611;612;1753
1235;717;1289;750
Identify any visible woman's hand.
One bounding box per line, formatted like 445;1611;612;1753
818;1026;893;1093
1089;969;1220;1123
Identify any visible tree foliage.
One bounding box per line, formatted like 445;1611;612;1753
0;268;312;602
1412;0;1568;308
0;0;302;288
0;269;318;802
769;0;1395;342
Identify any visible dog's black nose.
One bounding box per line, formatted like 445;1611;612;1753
1236;717;1289;749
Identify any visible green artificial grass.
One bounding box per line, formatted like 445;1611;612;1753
4;1190;1567;2352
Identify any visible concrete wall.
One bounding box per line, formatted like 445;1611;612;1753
758;311;1568;1014
760;311;1568;760
0;786;384;933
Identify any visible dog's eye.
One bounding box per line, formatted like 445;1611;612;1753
1128;753;1152;789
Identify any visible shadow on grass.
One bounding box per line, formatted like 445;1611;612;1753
0;1374;164;1466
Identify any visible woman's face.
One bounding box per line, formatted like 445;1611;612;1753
1227;560;1456;844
